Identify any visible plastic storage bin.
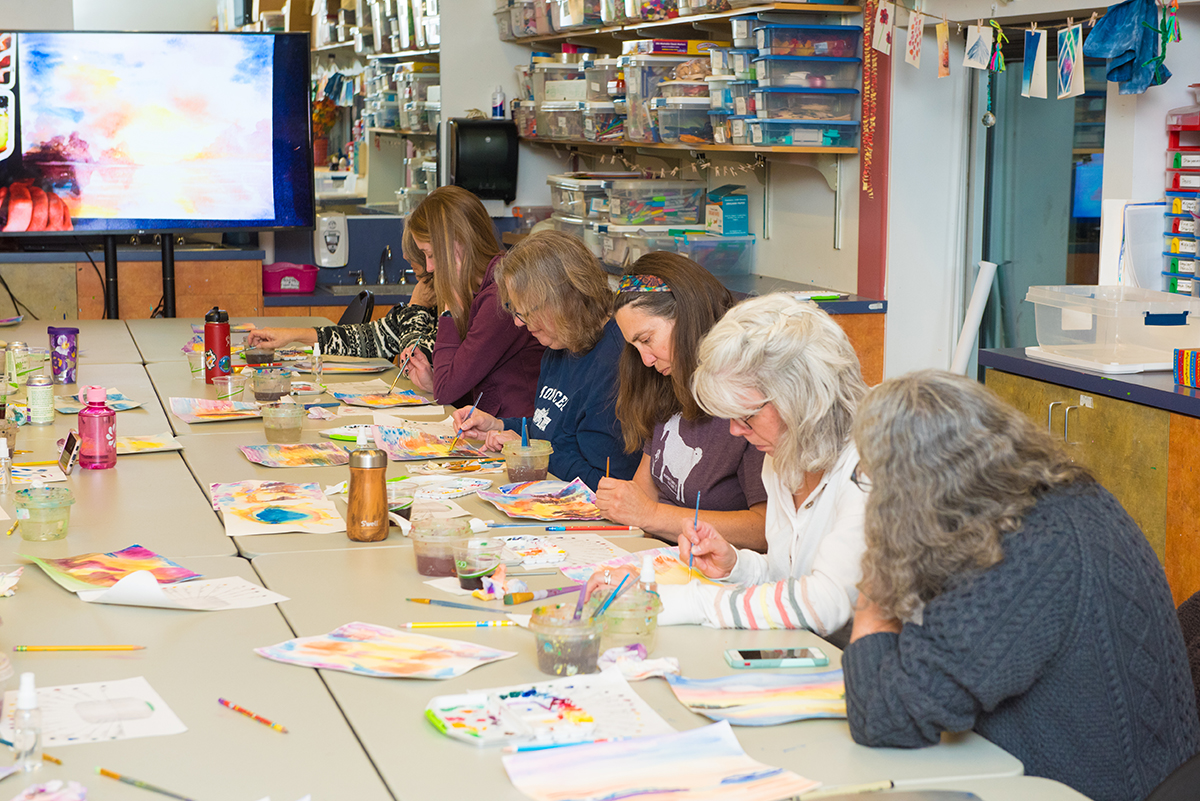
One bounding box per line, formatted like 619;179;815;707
263;262;319;294
551;0;602;30
624;231;682;263
753;55;860;88
730;16;762;47
585;59;621;100
709;47;736;75
599;223;705;270
621;54;690;143
424;101;441;131
514;99;537;137
607;180;707;225
494;6;515;40
753;87;858;121
315;171;359;196
729;48;758;80
510;0;542;36
583;101;624;141
547;172;638;217
1167;233;1198;256
533;62;588;104
419;160;439;191
396;72;440;102
659;80;710;98
1024;285;1200;373
1165;252;1198;276
539;101;585;140
655;98;713;144
396;187;429;214
707;76;756;114
1167;191;1200;216
1168;214;1197;235
710;112;755;144
755;24;862;57
678;233;755;275
551;211;588;240
748;118;859;147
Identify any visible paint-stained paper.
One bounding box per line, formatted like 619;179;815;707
905;10;924;68
1022;29;1048;98
937;20;950;77
665;670;847;726
871;0;895;55
963;24;993;70
1057;24;1085;99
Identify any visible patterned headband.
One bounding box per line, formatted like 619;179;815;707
618;274;671;293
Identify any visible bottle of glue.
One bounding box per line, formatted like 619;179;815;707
347;428;388;542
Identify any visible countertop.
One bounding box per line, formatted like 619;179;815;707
0;247;266;263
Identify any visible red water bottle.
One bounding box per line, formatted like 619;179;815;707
78;385;116;470
204;307;231;384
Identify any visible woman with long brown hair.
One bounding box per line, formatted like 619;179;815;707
249;186;543;417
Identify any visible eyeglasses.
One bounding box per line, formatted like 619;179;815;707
736;401;769;428
503;301;540;325
850;462;872;492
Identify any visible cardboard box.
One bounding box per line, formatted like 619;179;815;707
621;39;731;56
705;185;748;236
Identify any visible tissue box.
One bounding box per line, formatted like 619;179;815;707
1176;348;1200;387
705;185;748;236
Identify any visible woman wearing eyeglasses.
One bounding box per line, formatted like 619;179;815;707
587;293;868;640
249;186;544;418
450;231;641;488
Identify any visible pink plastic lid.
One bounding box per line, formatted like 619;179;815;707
86;386;107;403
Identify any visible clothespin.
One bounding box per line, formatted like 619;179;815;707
1087;11;1098;26
1067;16;1074;28
669;166;679;176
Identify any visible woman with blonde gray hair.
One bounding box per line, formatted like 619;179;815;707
842;370;1198;801
605;292;869;639
452;231;640;488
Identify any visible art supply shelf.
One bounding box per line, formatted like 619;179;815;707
367;47;441;60
520;135;856;155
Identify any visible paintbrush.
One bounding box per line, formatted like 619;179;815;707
448;392;484;453
521;416;528;447
406;598;507;614
388;349;416;395
592;573;631;619
504;585;583;605
689;490;700;577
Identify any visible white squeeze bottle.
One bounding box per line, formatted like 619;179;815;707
638;553;658;598
12;672;41;772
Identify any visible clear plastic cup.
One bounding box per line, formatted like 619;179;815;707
261;402;304;443
452;537;504;590
15;486;75;541
213;375;248;401
409;518;470;577
244;347;276;366
502;440;553;482
529;603;601;676
386;481;417;518
251;369;292;402
186;350;206;381
598;585;663;653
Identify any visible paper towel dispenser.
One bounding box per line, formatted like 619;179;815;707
448;119;519;204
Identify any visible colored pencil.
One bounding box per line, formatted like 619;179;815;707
402;620;516;628
504;585;584;605
593;573;631;619
4;522;16;537
96;768;194;801
14;645;145;652
12;460;57;467
449;391;483;453
508;569;560;577
406;597;507;614
218;698;288;733
606;457;610;478
546;525;636;531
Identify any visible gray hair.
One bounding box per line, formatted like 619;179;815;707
853;370;1089;621
691;293;867;490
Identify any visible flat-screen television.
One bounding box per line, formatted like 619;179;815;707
0;30;314;236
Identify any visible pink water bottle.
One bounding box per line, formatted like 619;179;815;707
78;385;116;470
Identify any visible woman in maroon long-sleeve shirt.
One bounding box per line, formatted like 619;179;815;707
398;186;543;418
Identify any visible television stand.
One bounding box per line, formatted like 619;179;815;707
101;235;178;318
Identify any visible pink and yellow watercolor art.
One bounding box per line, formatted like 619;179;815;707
25;544;200;593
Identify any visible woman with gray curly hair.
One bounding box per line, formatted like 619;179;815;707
633;292;870;639
843;370;1198;801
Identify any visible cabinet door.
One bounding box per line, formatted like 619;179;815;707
985;370;1169;563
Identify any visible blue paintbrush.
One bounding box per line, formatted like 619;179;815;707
521;416;529;447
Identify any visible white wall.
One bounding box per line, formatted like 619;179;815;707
72;0;216;31
0;0;73;28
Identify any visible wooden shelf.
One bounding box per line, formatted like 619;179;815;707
368;47;440;60
520;136;856;154
512;3;861;47
312;42;356;52
369;127;438;137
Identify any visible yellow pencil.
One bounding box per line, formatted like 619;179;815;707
13;460;57;467
402;620;515;628
5;521;17;537
14;645;146;652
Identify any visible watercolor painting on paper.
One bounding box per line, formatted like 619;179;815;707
1022;29;1048;98
25;544;201;593
12;464;67;484
665;670;847;726
0;677;187;746
870;0;893;55
373;423;485;461
560;546;719;586
209;480;325;511
220;497;345;537
425;669;674;747
936;20;950;77
54;389;142;414
331;390;430;408
239;443;349;468
254;621;516;679
904;10;923;68
963;24;992;69
477;479;603;521
501;721;819;801
1057;24;1085;99
114;432;183;455
169;397;261;423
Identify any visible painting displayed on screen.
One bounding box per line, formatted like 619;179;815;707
0;31;312;234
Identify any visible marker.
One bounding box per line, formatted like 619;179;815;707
449;392;484;453
218;698;288;733
14;645;145;652
402;620;516;629
96;768;195;801
799;780;894;799
406;597;507;614
545;525;635;531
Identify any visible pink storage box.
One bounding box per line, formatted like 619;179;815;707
263;262;318;294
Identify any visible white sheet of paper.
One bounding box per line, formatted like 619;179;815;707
373;413;456;433
330;379;392;395
425;576;474;596
1;676;187;746
77;570;289;610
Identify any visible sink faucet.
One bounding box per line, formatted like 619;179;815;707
349;270;363;285
379;245;392;285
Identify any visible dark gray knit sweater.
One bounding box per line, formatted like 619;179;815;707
843;481;1199;801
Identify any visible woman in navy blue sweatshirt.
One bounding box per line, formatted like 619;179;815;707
451;231;639;489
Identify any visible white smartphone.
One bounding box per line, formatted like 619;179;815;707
58;430;80;475
724;647;829;669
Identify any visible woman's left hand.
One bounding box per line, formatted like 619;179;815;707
483;429;520;452
583;566;639;603
595;478;657;527
403;347;434;392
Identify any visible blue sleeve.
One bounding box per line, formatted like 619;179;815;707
546;383;639;490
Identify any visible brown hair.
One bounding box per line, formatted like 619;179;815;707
403;186;502;339
495;231;613;354
613;252;734;452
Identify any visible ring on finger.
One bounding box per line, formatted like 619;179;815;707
604;570;611;585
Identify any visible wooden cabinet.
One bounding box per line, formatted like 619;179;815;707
985;369;1200;604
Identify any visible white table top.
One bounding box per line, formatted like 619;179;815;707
0;555;392;801
0;320;142;365
252;548;1024;800
46;363;174;437
904;777;1090;800
126;317;333;363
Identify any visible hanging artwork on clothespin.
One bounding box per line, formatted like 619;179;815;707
1057;22;1085;99
963;22;993;70
905;5;924;68
871;0;894;55
936;18;950;78
1021;26;1047;98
